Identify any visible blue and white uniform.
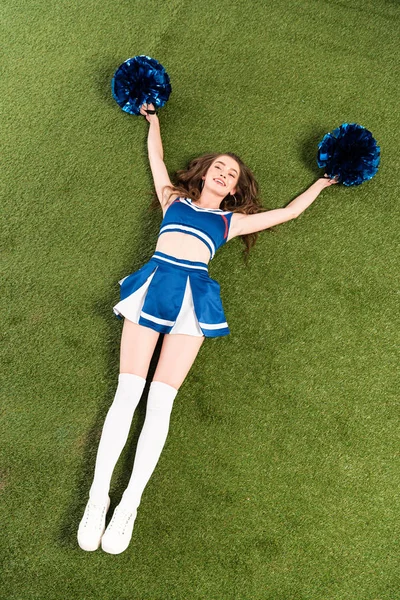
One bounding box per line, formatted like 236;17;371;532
113;197;234;338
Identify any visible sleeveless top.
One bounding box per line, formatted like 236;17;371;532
157;197;233;260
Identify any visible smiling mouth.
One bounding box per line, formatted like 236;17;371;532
214;178;226;186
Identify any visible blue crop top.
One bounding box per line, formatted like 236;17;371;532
158;197;233;259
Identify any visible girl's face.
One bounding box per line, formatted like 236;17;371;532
202;155;240;196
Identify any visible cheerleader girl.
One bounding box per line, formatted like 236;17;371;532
77;102;338;554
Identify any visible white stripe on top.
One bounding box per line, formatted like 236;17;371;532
159;224;216;258
181;197;231;214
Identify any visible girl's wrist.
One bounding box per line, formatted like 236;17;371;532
319;175;339;188
309;179;327;193
316;178;331;189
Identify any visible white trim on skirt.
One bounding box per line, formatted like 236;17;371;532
113;271;205;336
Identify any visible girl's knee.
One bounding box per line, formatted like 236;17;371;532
152;377;181;391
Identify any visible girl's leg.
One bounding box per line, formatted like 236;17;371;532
90;320;160;501
101;332;205;554
150;330;206;389
119;318;161;377
78;320;160;551
122;331;206;508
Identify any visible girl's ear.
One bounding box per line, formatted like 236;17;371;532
231;186;237;195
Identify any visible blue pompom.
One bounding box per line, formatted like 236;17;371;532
111;55;171;115
317;123;380;186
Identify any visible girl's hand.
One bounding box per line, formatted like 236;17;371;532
139;102;159;124
320;174;339;187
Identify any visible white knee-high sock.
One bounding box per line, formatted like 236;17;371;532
119;380;178;511
89;373;146;504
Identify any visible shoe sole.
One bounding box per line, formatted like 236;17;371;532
101;538;131;554
77;536;104;552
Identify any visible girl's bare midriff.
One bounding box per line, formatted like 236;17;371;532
155;231;211;263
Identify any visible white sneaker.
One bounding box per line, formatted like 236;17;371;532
101;504;137;554
77;496;110;551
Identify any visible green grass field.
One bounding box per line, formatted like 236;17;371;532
2;0;399;598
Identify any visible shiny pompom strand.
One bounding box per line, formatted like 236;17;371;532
111;55;171;115
317;123;380;186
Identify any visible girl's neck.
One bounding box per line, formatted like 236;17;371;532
196;190;222;209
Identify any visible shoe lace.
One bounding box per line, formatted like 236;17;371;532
83;501;107;528
110;506;136;535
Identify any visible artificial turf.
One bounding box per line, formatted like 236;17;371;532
1;0;399;598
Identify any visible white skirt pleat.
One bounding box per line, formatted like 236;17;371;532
113;272;204;337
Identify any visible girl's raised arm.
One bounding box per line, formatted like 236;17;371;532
139;102;174;208
231;176;338;237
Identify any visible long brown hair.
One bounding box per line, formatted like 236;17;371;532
151;152;265;261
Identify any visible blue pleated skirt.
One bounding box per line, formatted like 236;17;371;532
113;251;230;338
